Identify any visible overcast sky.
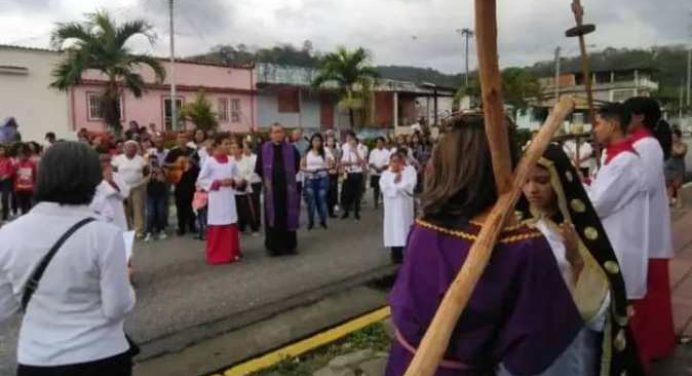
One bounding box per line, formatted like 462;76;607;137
1;0;689;74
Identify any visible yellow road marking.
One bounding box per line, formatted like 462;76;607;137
219;306;391;376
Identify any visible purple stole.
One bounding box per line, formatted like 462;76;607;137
261;142;300;231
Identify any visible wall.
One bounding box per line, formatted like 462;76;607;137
0;47;71;142
257;90;329;131
74;60;255;133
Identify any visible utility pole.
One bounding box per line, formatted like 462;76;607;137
169;0;177;130
554;47;561;102
457;28;474;87
687;47;691;107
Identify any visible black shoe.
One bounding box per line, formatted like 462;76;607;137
355;213;361;221
307;221;314;230
341;212;349;220
320;221;327;229
329;213;337;218
177;229;185;236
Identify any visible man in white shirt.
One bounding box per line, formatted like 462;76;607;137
563;138;597;178
368;137;391;209
623;97;676;364
587;103;648;301
112;141;150;238
340;131;368;220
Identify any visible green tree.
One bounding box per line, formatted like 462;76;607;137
312;47;379;128
50;11;165;133
180;91;218;132
501;67;542;118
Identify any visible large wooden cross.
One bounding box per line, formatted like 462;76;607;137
402;1;575;375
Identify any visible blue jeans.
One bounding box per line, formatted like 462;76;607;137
304;176;329;224
146;194;167;234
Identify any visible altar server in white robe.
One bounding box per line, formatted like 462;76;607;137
587;103;648;300
623;97;676;367
90;157;130;232
196;137;241;265
380;151;417;264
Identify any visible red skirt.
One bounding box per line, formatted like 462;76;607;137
206;224;240;265
630;259;676;371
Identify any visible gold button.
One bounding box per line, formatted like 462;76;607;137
570;199;586;213
565;171;574;182
614;329;627;352
604;261;620;275
584;227;598;241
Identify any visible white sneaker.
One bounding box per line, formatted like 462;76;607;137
158;232;168;240
251;232;260;237
144;233;153;242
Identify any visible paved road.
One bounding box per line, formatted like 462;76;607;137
0;204;390;375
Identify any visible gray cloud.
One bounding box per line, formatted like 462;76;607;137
0;0;688;73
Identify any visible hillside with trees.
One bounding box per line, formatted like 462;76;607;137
189;43;690;110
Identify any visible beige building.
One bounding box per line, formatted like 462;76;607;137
0;45;71;143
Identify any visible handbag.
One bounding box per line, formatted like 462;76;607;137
21;217;140;357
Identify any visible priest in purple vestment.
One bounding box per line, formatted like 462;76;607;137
385;113;583;376
255;123;301;256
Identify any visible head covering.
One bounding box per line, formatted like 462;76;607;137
517;144;644;375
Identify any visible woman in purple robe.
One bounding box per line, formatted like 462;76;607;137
385;113;584;376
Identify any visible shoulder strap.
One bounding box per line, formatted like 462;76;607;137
21;217;96;311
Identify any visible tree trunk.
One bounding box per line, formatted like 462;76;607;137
102;82;122;136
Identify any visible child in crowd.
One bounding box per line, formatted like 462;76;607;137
145;157;169;241
13;144;37;214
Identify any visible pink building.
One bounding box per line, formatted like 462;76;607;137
71;59;256;133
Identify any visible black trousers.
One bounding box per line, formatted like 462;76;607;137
17;351;132;376
251;182;262;227
16;191;33;215
328;174;339;216
341;173;364;216
370;175;381;208
0;179;11;220
236;195;259;232
174;189;196;234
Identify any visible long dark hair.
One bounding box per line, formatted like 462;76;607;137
307;133;326;159
422;113;518;221
624;97;672;160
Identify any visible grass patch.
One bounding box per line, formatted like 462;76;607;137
252;322;391;376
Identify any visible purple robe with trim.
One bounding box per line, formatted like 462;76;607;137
386;221;583;376
258;141;300;230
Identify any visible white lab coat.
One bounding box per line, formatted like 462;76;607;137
380;166;417;248
197;157;238;226
586;150;648;299
632;137;674;259
90;177;130;231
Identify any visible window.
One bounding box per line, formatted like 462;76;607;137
277;89;300;113
164;97;184;130
218;98;229;122
87;92;123;121
231;98;241;123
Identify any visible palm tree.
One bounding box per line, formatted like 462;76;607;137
312;47;379;128
50;12;166;133
180;91;218;131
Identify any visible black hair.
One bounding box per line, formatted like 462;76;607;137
346;131;357;140
45;132;56;141
397;147;409;158
624;97;671;159
35;141;102;205
673;127;682;139
598;103;631;133
375;137;386;144
307;133;326;158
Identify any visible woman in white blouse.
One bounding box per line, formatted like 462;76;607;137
231;138;260;236
301;133;334;229
0;142;136;376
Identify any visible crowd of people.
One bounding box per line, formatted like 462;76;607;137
0;96;686;376
0;120;434;265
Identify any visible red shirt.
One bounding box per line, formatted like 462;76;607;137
0;157;12;180
14;159;37;192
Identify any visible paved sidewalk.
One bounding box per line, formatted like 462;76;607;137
651;203;692;375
